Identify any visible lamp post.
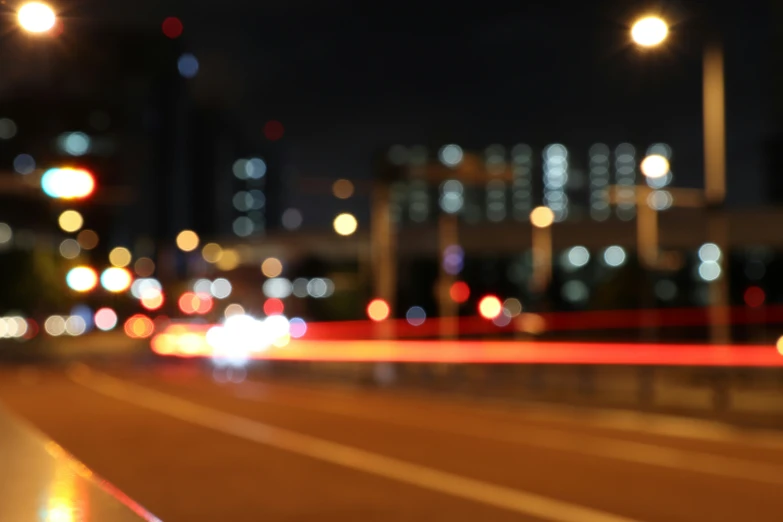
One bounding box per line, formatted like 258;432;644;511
529;206;555;303
631;15;730;344
437;212;459;340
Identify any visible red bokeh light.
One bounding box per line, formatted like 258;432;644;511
478;295;503;320
24;319;39;339
744;286;766;308
264;120;285;141
449;281;470;303
367;299;390;322
162;17;183;39
264;298;285;316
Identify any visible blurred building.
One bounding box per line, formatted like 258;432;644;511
0;21;287;251
383;142;675;226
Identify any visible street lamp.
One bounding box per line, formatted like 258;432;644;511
529;206;555;297
333;213;358;236
630;16;669;48
17;2;56;34
631;16;730;343
640;154;670;179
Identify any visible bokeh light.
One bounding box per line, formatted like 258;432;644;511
178;292;213;315
478;295;502;320
41;168;95;199
58;210;83;233
13;153;35;174
216;249;239;271
66;266;98;292
202;242;223;263
130;278;162;300
631;16;669;48
264;120;284;141
261;257;283;278
94;308;118;331
161;16;183;38
0;223;11;246
744;286;765;308
60;132;91;156
177;53;199;78
640;154;670;179
176;230;199;252
439;144;464;166
17;2;56;33
367;299;390;322
109;247;132;268
530;206;555;228
0;118;17;140
65;315;87;336
289;317;307;338
332;179;354;199
263;298;285;316
333;213;358;236
124;314;155;339
140;288;164;311
406;306;426;326
59;239;80;259
134;257;155;277
210;278;232;299
224;303;245;318
44;316;66;336
100;267;132;293
77;229;98;250
503;298;523;316
449;281;470;303
281;208;303;230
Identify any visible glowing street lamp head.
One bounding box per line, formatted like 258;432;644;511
530;206;555;229
631;16;669;48
17;2;56;34
640;154;670;179
333;213;358;236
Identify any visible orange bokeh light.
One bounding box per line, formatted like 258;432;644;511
478;295;502;320
367;299;390;322
178;292;212;315
124;314;155;339
449;281;470;303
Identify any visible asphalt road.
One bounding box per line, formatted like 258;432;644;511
2;361;783;522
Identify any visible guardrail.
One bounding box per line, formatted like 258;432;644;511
0;405;161;521
248;358;783;429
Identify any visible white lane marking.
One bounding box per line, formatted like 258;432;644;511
228;382;783;486
68;366;641;522
240;378;783;450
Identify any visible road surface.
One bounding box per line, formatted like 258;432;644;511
1;361;783;522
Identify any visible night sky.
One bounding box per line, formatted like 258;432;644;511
2;1;780;221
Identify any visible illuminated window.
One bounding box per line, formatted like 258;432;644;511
484;145;507;222
614;143;637;221
511;144;533;221
543;144;569;222
589;143;611;221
